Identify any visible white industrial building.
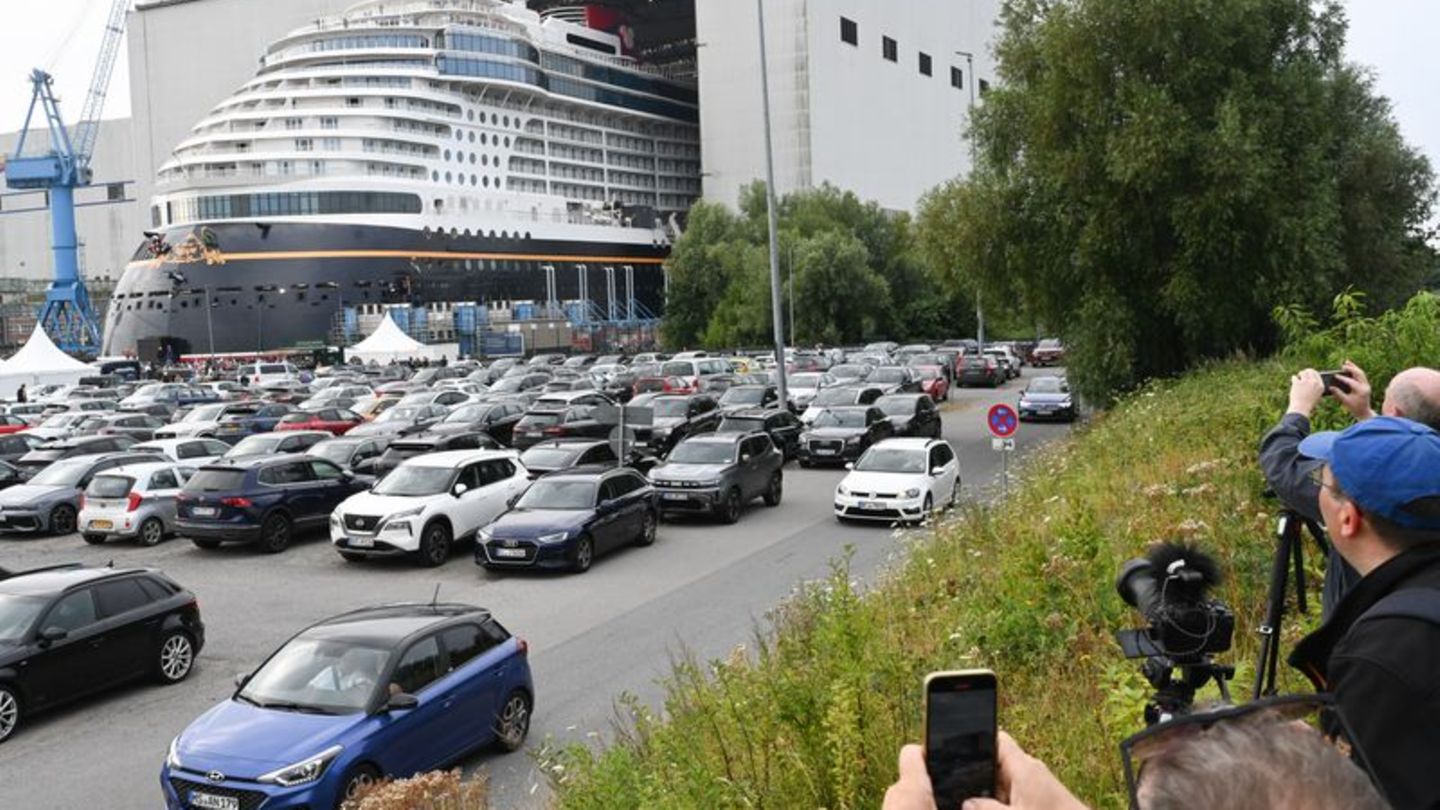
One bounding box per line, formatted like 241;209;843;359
1;0;999;284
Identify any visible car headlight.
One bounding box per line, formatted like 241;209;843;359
904;487;922;499
479;526;494;541
837;484;849;496
380;506;423;530
698;478;722;488
536;531;570;544
258;744;343;787
166;736;182;769
845;436;861;444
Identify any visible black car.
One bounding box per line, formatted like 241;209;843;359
15;435;143;478
798;406;895;466
865;366;924;395
645;394;722;455
211;402;297;444
875;394;943;438
372;432;497;476
478;466;658;573
175;457;369;553
0;565;204;743
427;402;527;446
717;408;804;461
510;404;608;450
717;385;780;412
307;435;394;474
519;439;621;477
0;434;44;465
347;404;450;438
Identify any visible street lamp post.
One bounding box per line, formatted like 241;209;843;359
956;49;984;353
756;0;788;406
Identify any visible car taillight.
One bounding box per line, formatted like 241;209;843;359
222;497;252;508
517;637;529;655
127;491;144;512
78;494;86;509
543;426;568;436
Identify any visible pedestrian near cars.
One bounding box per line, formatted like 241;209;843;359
15;384;25;404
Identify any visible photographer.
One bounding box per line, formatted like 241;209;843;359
1259;362;1440;613
1290;416;1440;809
884;714;1385;810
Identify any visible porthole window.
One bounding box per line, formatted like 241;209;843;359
469;153;476;164
471;174;478;185
480;133;488;145
483;176;489;188
468;132;475;142
445;171;452;182
504;137;511;148
432;170;439;182
481;154;488;166
503;115;510;127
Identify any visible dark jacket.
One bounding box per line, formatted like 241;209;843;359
1259;412;1360;613
1290;545;1440;810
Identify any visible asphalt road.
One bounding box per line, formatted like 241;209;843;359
0;367;1073;809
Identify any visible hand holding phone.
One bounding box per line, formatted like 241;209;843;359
924;670;997;807
1318;370;1352;396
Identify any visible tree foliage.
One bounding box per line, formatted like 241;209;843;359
661;183;973;350
917;0;1435;402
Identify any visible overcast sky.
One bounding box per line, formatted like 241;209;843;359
1;1;1437;198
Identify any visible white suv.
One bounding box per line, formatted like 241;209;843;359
330;449;530;567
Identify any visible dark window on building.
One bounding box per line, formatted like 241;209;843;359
951;67;964;89
840;17;858;46
107;183;126;201
919;52;932;76
882;36;897;62
979;78;991;95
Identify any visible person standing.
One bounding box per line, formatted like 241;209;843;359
15;384;26;404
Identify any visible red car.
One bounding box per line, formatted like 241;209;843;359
0;415;30;434
633;375;697;395
914;365;951;402
274;408;363;435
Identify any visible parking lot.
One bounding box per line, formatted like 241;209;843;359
0;367;1071;809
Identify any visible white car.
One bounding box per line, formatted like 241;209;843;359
330;449;531;567
79;461;194;546
131;438;234;466
787;372;837;411
833;438;960;524
240;361;302;386
153;402;231;438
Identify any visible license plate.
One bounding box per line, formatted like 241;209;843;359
815;448;836;455
349;536;374;548
88;519;114;530
188;792;239;810
662;492;688;501
191;506;217;517
860;501;885;511
493;548;526;558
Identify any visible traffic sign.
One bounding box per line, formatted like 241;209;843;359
987;404;1019;438
991;437;1015;452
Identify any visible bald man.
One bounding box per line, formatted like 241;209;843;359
1260;361;1440;613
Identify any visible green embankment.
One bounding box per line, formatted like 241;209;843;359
547;293;1440;809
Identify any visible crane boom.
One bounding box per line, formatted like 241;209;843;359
74;0;129;168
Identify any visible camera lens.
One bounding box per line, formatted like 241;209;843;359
1116;559;1161;616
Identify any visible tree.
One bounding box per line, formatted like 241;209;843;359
918;0;1435;401
660;201;745;349
791;231;891;344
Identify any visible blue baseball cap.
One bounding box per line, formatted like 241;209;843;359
1299;416;1440;531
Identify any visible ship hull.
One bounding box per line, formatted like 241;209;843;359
102;221;668;356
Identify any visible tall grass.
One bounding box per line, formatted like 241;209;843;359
547;292;1440;808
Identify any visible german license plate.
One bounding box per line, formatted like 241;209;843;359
349;536;374;548
815;448;836;455
494;548;526;558
662;492;688;501
860;501;884;511
88;519;114;530
191;506;217;517
188;791;239;810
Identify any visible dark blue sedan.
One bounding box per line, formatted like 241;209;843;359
477;466;658;573
1017;376;1077;422
175;457;368;553
161;602;532;810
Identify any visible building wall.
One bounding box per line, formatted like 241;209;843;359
697;0;1000;213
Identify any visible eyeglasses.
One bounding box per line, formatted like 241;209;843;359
1308;467;1344;498
1118;693;1380;809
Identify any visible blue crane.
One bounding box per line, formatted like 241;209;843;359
3;0;129;356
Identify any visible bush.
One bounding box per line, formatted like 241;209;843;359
549;292;1440;808
342;770;487;810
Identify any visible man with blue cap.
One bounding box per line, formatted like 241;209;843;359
1289;416;1440;809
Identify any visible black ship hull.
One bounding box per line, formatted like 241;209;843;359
102;221;668;356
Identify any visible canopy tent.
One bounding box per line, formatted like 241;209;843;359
346;312;446;363
0;324;93;399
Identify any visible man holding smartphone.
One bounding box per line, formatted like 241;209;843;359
1258;361;1440;613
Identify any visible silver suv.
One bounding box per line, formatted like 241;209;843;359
647;432;784;523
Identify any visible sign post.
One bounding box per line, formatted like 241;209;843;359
986;403;1019;496
596;402;654;461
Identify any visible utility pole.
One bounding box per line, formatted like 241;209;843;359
956;50;983;352
788;243;796;347
757;0;787;406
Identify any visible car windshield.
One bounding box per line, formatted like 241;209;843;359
1028;379;1068;394
520;447;580;469
630;363;660;377
133;383;165;396
668;441;734;464
229;435;283;455
444;405;489;423
85;475;135;498
516;479;596;509
28;459;91;487
869;368;905;383
1038;339;1061;349
916;367;942;380
310;441;359;465
717;417;764;433
813;410;867;428
813;389;858;407
720;387;766;404
790;374;821;389
373;465;454;496
875;397;916;416
259;364;287;375
0;594;47;643
375;406;422;423
661;361;693;376
855;448;927;473
491;378;525;393
39;414;83;428
238;636;390;715
181;404;227;423
653;399;689;418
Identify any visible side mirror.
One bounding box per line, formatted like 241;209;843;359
596;498;617;514
739;453;751;463
931;466;945;477
234;672;251;688
385;692;419;711
844;462;854;470
452;482;469;498
39;626;67;644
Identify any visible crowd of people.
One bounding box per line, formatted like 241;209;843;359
882;361;1440;809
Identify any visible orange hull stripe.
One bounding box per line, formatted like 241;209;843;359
129;249;668;268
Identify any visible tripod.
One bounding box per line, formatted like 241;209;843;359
1252;509;1329;699
1141;656;1235;725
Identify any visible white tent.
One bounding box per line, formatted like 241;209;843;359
0;324;93;399
346;312;445;363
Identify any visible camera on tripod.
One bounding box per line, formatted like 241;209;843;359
1115;542;1236;724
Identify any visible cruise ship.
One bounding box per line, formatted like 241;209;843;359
102;0;699;355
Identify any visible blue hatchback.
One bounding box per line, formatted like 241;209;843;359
161;602;533;810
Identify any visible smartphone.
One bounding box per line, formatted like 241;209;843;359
1318;370;1351;395
924;670;998;807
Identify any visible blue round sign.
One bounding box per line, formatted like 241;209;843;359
987;404;1019;438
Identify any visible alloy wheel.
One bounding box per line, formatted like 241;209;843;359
573;535;593;573
722;489;742;524
0;687;18;743
260;514;292;553
636;511;657;546
343;765;380;801
420;523;451;567
139;518;165;547
50;505;76;536
159;633;194;682
496;692;531;751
